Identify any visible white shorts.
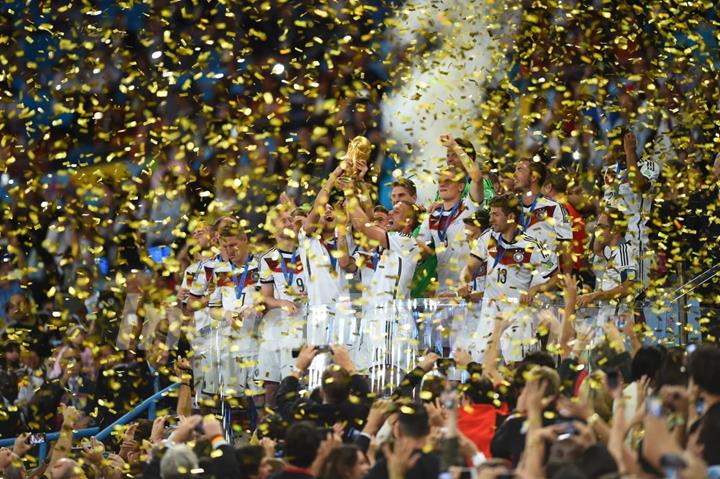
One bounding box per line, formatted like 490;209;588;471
354;303;416;376
451;303;488;362
255;307;307;383
255;345;294;383
468;298;539;364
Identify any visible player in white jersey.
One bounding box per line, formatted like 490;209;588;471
460;194;559;362
345;204;389;293
417;165;481;294
211;217;263;400
256;204;308;405
345;199;422;305
344;179;423;374
601;130;659;289
299;165;353;344
460;209;491;302
175;220;231;405
345;243;382;293
577;208;639;333
177;221;217;311
338;211;382;369
514;157;573;275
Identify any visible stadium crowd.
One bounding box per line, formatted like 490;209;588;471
2;0;720;479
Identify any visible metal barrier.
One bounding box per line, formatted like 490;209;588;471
0;383;179;462
195;293;719;393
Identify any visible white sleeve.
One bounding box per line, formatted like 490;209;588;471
470;231;490;262
463;196;480;214
416;217;432;245
553;204;573;242
530;242;558;284
618;244;639;282
638;159;660;183
387;232;418;256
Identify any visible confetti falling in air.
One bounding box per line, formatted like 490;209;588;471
0;0;719;423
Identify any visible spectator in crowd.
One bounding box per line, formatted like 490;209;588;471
317;445;369;479
270;421;322;479
364;403;440;479
276;345;371;435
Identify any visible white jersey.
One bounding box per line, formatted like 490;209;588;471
417;196;479;292
259;248;308;302
182;256;229;397
298;229;350;307
602;160;659;245
368;231;420;305
592;241;638;319
351;245;383;293
470;230;557;305
213;255;262;311
519;193;573;253
469;229;492;294
468;230;557;362
201;255;262;395
181;255;224;307
257;247;309;348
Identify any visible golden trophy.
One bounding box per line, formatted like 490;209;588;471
342;135;372;180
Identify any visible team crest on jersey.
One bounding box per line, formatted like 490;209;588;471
251;271;260;282
513;251;525;263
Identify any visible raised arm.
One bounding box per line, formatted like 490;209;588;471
482;320;507;385
441;134;485;204
623;131;650;193
517;379;552;478
304;165;344;236
174;357;193;417
49;404;80;471
342;180;389;249
336;229;357;273
356;180;377;217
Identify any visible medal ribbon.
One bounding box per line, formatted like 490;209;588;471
437;199;462;243
279;250;298;287
372;247;381;270
323;239;338;271
233;255;252;300
519;194;539;230
492;230;520;270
